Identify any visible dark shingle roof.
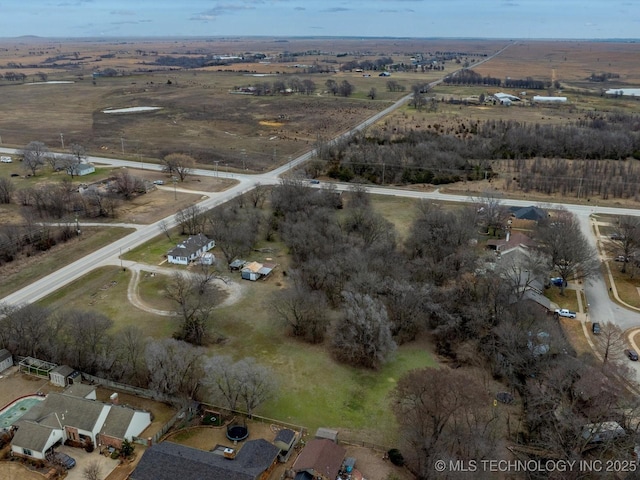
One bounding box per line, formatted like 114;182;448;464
292;439;346;480
167;233;212;259
130;439;279;480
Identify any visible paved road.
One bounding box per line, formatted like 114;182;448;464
3;38;639;338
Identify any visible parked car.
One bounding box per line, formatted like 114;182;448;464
610;233;625;240
615;255;628;262
555;308;577;318
592;323;601;335
153;180;164;185
0;156;12;163
550;277;564;287
309;179;320;184
625;349;639;361
52;452;76;469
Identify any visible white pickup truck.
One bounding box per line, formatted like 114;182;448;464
555;308;577;318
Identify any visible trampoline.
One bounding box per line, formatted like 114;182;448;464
226;424;249;442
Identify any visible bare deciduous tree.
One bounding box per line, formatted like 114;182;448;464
164;271;223;345
82;460;102;480
392;367;496;479
0;177;15;204
607;216;640;274
176;205;205;235
535;208;600;294
163;153;195;182
145;338;203;399
270;279;329;343
21;141;49;176
331;291;396;369
202;356;276;416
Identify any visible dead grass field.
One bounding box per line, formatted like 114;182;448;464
609;261;640;308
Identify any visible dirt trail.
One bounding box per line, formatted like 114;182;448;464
125;262;246;316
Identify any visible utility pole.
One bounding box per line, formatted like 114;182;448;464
60;133;64;149
121;137;125;155
241;149;246;170
172;176;177;200
214;160;219;177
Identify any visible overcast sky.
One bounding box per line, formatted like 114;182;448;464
0;0;637;39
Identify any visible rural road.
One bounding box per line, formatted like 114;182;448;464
2;38;640;357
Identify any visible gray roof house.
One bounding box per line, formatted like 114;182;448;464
11;392;151;460
0;348;13;373
167;233;215;265
130;439;280;480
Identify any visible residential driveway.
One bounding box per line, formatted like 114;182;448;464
55;444;119;480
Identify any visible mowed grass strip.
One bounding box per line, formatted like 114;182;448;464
609;262;640;309
0;227;134;299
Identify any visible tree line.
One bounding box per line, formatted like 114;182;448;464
443;70;549;89
311;112;640;194
0;304;276;414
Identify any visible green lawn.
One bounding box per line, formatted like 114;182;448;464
39;260;435;445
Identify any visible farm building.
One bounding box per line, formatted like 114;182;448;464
11;392;151;460
532;96;567;103
167;234;215;265
0;349;13;373
493;92;521;105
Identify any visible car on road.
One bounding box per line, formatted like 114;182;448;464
625;349;639;361
555;308;577;318
592;323;601;335
309;179;320;184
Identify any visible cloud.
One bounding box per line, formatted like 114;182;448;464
323;7;350;12
190;2;257;22
110;10;136;16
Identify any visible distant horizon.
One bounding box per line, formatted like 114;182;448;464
0;1;637;40
0;35;637;43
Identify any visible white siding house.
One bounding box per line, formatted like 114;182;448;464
0;348;13;373
11;423;64;460
167;234;215;265
11;392;151;460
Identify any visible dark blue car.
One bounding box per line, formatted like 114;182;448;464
550;277;564;287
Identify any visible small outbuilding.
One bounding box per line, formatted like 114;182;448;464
532;95;567;103
49;365;80;387
314;427;339;443
69;163;96;176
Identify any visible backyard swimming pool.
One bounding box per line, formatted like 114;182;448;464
0;395;44;429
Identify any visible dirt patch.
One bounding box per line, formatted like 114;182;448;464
0;462;49;480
